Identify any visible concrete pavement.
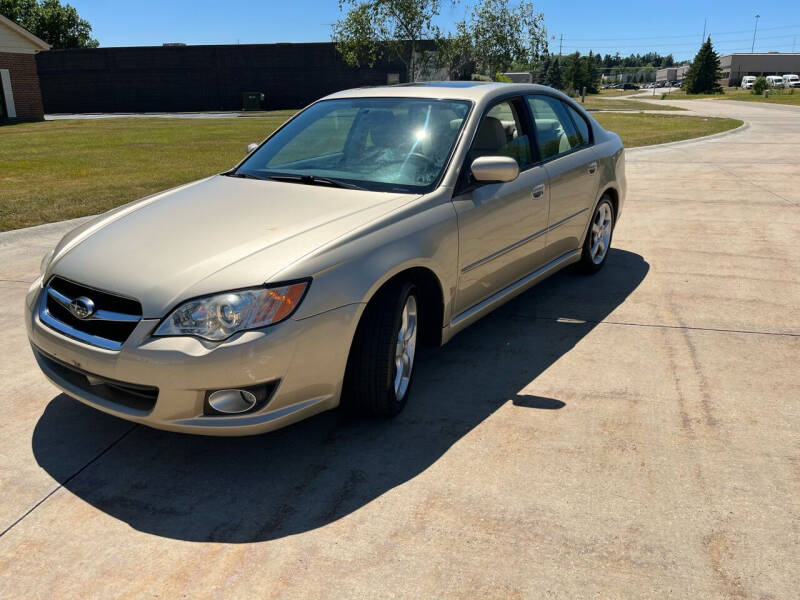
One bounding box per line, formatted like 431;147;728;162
1;100;798;598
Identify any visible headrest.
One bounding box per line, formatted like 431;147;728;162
473;116;507;152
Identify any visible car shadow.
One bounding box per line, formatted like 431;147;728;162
32;249;648;543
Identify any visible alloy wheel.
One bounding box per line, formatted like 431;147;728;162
393;294;418;401
590;202;613;264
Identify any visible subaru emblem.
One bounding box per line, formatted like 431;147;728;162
69;296;96;320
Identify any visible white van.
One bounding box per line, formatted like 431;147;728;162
766;75;785;87
782;74;800;88
741;75;756;89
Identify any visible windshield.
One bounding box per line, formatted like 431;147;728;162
235;97;472;193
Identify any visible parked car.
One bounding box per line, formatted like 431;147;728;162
782;74;800;88
26;82;626;435
766;75;785;87
622;83;640;90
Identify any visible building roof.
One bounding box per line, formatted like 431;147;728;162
0;13;51;53
720;52;800;58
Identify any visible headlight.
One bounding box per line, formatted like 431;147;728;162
154;280;309;341
40;249;55;276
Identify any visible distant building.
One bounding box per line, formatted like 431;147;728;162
720;53;800;86
0;13;49;121
36;42;408;113
601;70;655;84
502;72;533;83
655;65;689;83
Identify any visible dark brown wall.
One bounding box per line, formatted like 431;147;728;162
0;51;44;121
36;43;407;113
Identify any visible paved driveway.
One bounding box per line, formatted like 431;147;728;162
1;101;798;598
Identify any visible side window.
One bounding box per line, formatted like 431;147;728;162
526;95;582;160
469;99;532;167
566;104;591;145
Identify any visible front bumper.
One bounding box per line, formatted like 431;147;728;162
25;279;361;436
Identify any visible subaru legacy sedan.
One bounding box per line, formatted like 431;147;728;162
26;82;625;435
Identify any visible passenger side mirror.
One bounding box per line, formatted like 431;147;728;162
470;156;519;183
247;142;259;154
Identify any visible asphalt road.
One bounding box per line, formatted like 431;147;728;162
1;100;798;598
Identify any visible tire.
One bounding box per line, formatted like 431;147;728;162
578;196;615;274
342;280;419;417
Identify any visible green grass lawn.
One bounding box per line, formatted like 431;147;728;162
578;96;684;111
0;118;287;231
655;87;800;105
0;113;742;231
594;113;742;148
597;89;640;97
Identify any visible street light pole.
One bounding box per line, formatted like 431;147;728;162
751;14;760;53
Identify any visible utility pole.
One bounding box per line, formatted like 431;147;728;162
751;14;760;53
559;34;563;57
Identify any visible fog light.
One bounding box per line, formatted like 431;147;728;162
207;389;257;414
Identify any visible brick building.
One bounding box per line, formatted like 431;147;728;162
0;13;49;122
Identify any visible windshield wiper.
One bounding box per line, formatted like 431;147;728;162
266;174;366;190
224;171;267;180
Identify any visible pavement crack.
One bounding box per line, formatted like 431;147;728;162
0;423;138;540
513;314;800;338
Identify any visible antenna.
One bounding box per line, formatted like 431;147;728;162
701;19;706;44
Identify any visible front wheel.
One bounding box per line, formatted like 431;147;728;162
578;197;615;273
342;281;418;417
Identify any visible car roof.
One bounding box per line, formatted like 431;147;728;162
322;81;564;103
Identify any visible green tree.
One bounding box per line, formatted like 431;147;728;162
532;52;550;84
563;51;581;91
545;56;562;89
466;0;546;77
435;21;475;80
752;76;767;94
684;36;723;94
332;0;442;81
0;0;98;48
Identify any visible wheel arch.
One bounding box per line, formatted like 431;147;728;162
357;264;446;348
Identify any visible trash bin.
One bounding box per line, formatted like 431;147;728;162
242;92;264;111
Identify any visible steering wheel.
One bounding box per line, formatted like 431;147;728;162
400;152;437;170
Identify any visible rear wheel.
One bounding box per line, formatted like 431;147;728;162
343;281;418;417
578;197;615;273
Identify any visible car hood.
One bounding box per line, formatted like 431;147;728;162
48;175;417;317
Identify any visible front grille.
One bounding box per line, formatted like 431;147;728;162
35;349;158;413
39;276;143;351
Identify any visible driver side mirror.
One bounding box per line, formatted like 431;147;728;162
247;142;259;155
470;156;519;183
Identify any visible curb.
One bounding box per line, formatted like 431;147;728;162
625;121;749;153
0;216;93;246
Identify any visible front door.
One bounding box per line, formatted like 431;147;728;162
526;95;600;261
451;97;550;316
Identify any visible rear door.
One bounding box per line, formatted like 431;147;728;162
451;97;550;316
526;94;600;262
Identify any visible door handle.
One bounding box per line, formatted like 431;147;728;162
532;184;546;199
587;162;598;175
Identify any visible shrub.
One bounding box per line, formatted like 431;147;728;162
493;72;512;83
752;76;768;95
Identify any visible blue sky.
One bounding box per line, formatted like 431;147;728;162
70;0;800;60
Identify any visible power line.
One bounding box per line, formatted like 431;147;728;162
559;33;800;52
564;23;800;42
